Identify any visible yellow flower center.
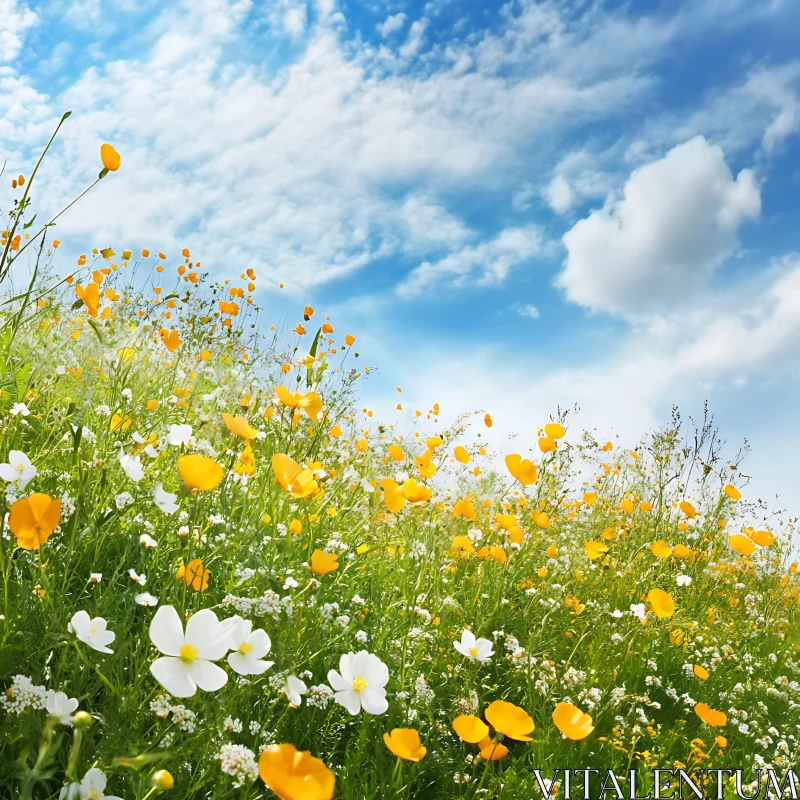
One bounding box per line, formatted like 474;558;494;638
180;643;199;662
238;641;253;655
352;676;369;693
469;646;480;657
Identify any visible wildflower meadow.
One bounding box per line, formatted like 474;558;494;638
1;119;799;800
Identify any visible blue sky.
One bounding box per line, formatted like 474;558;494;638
3;0;800;513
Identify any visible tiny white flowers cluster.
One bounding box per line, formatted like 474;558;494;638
0;675;47;715
216;744;259;787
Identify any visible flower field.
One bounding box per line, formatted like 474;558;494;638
1;129;799;799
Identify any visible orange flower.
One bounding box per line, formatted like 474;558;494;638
160;328;181;353
310;550;339;576
552;702;594;741
538;437;556;453
505;454;538;485
695;703;727;727
672;544;691;559
177;454;224;491
8;494;61;550
693;665;709;680
453;446;470;464
544;422;565;439
478;737;508;760
679;500;696;519
178;558;210;592
383;729;427;762
452;715;489;743
485;700;534;741
222;412;259;441
100;143;121;172
748;529;775;547
75;283;99;317
271;454;319;499
484;413;492;428
258;744;334;800
647;588;675;619
452;535;475;555
344;334;355;346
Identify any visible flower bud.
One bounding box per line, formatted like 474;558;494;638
72;711;94;729
153;770;174;790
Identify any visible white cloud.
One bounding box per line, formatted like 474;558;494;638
558;136;761;317
0;0;36;62
518;304;540;318
397;225;543;298
543;174;572;214
283;5;307;39
379;12;406;37
399;18;428;60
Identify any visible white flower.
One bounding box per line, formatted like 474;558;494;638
90;573;102;583
327;651;389;715
46;690;79;725
117;450;144;482
9;403;30;417
69;611;115;654
165;424;192;446
0;450;37;490
283;674;307;707
135;593;159;607
59;768;121;800
128;569;146;585
676;575;692;587
140;533;158;548
153;483;178;514
226;616;274;676
149;605;230;698
453;629;494;662
630;603;647;622
611;609;624;618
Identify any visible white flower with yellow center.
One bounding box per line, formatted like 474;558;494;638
59;768;121;800
0;450;37;491
453;629;494;663
68;611;115;654
327;651;389;715
149;605;230;698
226;616;274;676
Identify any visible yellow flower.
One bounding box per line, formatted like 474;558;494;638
100;143;121;172
695;703;727;727
723;484;741;501
693;665;709;680
234;446;256;476
388;444;404;462
453;446;470;464
748;529;775;547
383;729;427;762
538;436;556;453
485;700;534;741
452;535;475;555
310;550;339;576
9;494;61;550
544;422;565;439
452;715;489;743
380;478;406;514
177;454;224;491
271;454;319;499
673;544;691;559
728;534;757;556
505;454;538;485
401;478;432;504
584;540;608;560
222;412;259;441
647;588;675;619
679;500;696;519
177;558;209;592
552;702;594;741
258;744;334;800
452;498;476;521
650;540;672;559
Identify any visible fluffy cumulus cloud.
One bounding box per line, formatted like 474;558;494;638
0;0;36;62
558;136;761;317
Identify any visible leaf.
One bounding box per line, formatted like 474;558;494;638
307;326;322;388
22;216;36;230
